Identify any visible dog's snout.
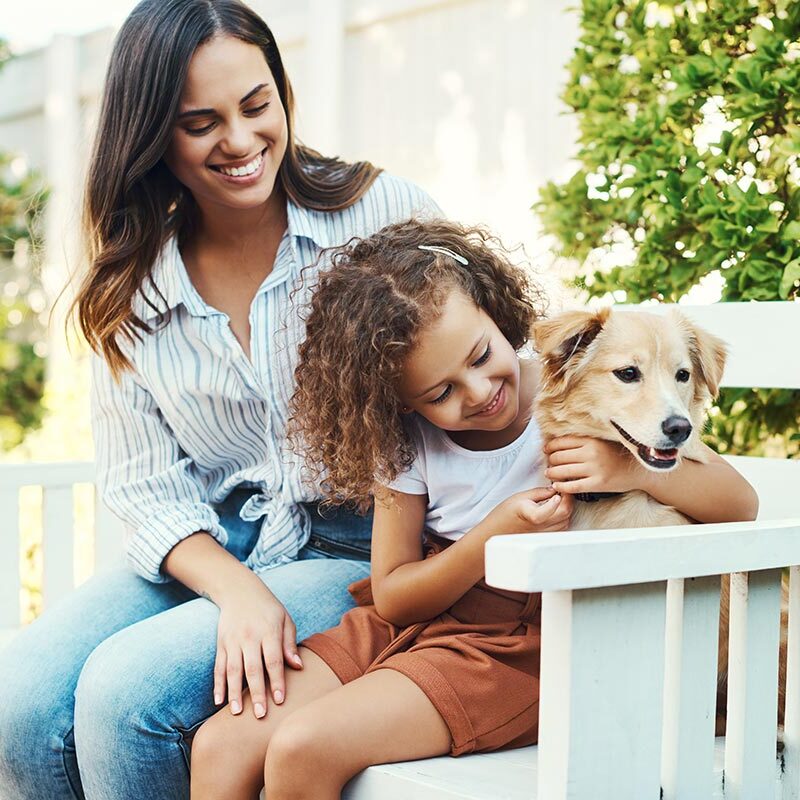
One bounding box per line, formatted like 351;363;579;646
662;415;692;444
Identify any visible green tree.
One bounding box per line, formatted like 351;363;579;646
0;42;47;451
537;0;800;457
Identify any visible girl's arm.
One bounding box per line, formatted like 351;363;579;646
370;486;573;627
545;436;759;523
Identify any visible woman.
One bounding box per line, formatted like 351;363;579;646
0;2;438;799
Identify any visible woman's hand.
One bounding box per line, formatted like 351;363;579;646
482;486;574;536
213;571;304;719
544;436;640;495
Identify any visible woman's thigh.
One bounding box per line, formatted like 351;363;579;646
70;556;370;799
0;567;194;799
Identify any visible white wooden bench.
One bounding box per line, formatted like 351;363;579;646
1;301;799;799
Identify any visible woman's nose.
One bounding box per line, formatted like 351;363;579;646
219;120;253;156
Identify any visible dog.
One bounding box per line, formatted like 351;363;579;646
533;306;784;739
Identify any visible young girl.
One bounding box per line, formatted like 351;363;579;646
190;218;757;799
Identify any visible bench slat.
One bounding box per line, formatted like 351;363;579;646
661;576;721;799
93;490;125;573
724;569;783;799
537;582;667;799
0;487;20;630
42;486;75;609
784;566;800;799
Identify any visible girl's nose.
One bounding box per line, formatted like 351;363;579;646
465;375;493;409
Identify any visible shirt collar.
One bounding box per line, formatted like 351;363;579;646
133;198;334;322
286;198;334;249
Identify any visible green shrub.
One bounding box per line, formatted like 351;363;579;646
537;0;800;457
0;44;47;451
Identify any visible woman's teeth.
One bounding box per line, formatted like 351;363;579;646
216;152;263;177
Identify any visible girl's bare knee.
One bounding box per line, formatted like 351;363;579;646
265;712;336;791
190;718;223;771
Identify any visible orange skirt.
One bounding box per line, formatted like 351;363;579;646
301;535;541;756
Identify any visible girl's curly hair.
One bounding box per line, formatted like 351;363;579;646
290;218;546;511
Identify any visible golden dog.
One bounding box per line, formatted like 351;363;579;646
533;307;784;737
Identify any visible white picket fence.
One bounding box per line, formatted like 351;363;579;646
1;301;799;800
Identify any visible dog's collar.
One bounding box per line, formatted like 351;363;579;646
574;491;623;503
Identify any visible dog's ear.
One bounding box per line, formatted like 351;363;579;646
674;311;728;397
534;308;609;380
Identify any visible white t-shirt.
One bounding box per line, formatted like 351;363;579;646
387;413;547;541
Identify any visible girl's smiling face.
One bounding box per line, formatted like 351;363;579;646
165;35;288;213
397;290;522;433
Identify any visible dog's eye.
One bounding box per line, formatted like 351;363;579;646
613;366;641;383
676;368;690;383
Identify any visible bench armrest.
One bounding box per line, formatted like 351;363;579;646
485;518;800;593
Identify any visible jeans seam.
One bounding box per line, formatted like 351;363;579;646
60;725;84;800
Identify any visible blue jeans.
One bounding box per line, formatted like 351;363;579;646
0;491;372;800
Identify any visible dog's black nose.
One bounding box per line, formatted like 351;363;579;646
662;415;692;444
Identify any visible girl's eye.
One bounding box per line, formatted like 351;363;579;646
613;366;641;383
430;385;452;405
244;101;270;116
676;368;690;383
473;344;492;367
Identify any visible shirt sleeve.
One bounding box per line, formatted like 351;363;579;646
384;418;429;495
385;460;428;495
91;353;229;583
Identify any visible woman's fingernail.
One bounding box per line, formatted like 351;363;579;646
214;693;222;705
274;689;284;704
254;703;266;718
231;700;242;715
293;653;303;666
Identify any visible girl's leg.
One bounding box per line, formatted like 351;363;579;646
189;648;342;799
74;557;369;800
265;669;452;800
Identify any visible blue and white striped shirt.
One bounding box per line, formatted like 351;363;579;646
92;173;440;583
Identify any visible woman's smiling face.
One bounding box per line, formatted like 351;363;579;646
165;35;289;213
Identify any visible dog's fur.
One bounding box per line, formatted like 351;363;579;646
533;307;784;738
534;307;727;531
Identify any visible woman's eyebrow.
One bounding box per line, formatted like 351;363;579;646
177;83;270;119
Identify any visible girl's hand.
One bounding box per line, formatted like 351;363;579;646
544;436;640;495
483;486;574;536
213;572;303;719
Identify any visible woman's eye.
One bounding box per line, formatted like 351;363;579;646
244;102;270;116
186;122;216;136
613;366;641;383
473;344;492;367
676;368;690;383
430;386;452;405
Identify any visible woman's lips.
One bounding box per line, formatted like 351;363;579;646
209;147;267;186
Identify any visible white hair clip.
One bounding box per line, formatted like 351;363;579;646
417;245;469;266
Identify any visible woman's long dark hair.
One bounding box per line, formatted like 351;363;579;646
74;0;382;377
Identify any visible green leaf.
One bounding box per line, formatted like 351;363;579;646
779;258;800;298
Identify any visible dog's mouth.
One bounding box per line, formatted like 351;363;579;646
610;420;679;470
